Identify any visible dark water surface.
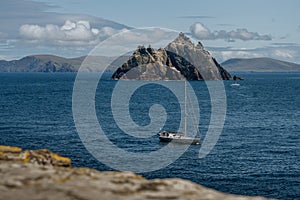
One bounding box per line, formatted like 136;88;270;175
0;72;299;199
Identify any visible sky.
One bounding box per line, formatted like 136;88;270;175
1;0;300;63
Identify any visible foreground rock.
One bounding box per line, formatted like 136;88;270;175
0;145;71;167
0;146;274;200
112;33;232;80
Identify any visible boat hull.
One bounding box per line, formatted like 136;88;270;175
159;136;200;145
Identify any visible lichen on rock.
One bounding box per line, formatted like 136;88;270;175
0;145;71;167
0;145;275;200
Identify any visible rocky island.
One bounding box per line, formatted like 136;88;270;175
0;145;274;200
112;33;232;80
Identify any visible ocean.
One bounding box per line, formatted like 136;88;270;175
0;72;299;199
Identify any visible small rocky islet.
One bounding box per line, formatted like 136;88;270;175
0;145;274;200
112;33;232;81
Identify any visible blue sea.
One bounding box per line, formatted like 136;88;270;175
0;72;299;199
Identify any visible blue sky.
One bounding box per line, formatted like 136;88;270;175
1;0;300;63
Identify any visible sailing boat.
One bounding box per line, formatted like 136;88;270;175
158;81;201;145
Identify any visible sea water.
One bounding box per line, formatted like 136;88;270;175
0;72;299;199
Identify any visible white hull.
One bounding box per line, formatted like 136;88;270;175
158;131;200;145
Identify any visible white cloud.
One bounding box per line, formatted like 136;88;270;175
214;50;262;62
210;46;300;64
98;26;124;40
189;23;212;39
0;55;13;60
86;28;179;57
19;20;127;46
190;22;272;41
112;28;178;45
273;49;295;59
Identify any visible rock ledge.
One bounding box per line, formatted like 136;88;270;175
0;146;274;200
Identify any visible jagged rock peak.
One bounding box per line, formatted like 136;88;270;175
166;32;209;54
171;32;194;47
135;45;155;53
196;41;204;49
112;32;232;80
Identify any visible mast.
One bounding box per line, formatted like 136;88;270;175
184;80;187;136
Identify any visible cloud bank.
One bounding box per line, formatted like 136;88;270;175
190;22;271;41
19;20;125;46
208;46;300;63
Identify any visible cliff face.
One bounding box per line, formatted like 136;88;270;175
111;46;185;80
0;145;273;200
112;33;232;80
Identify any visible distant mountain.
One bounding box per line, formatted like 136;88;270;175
5;54;299;74
0;55;127;72
222;57;300;72
0;55;82;72
112;33;232;80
